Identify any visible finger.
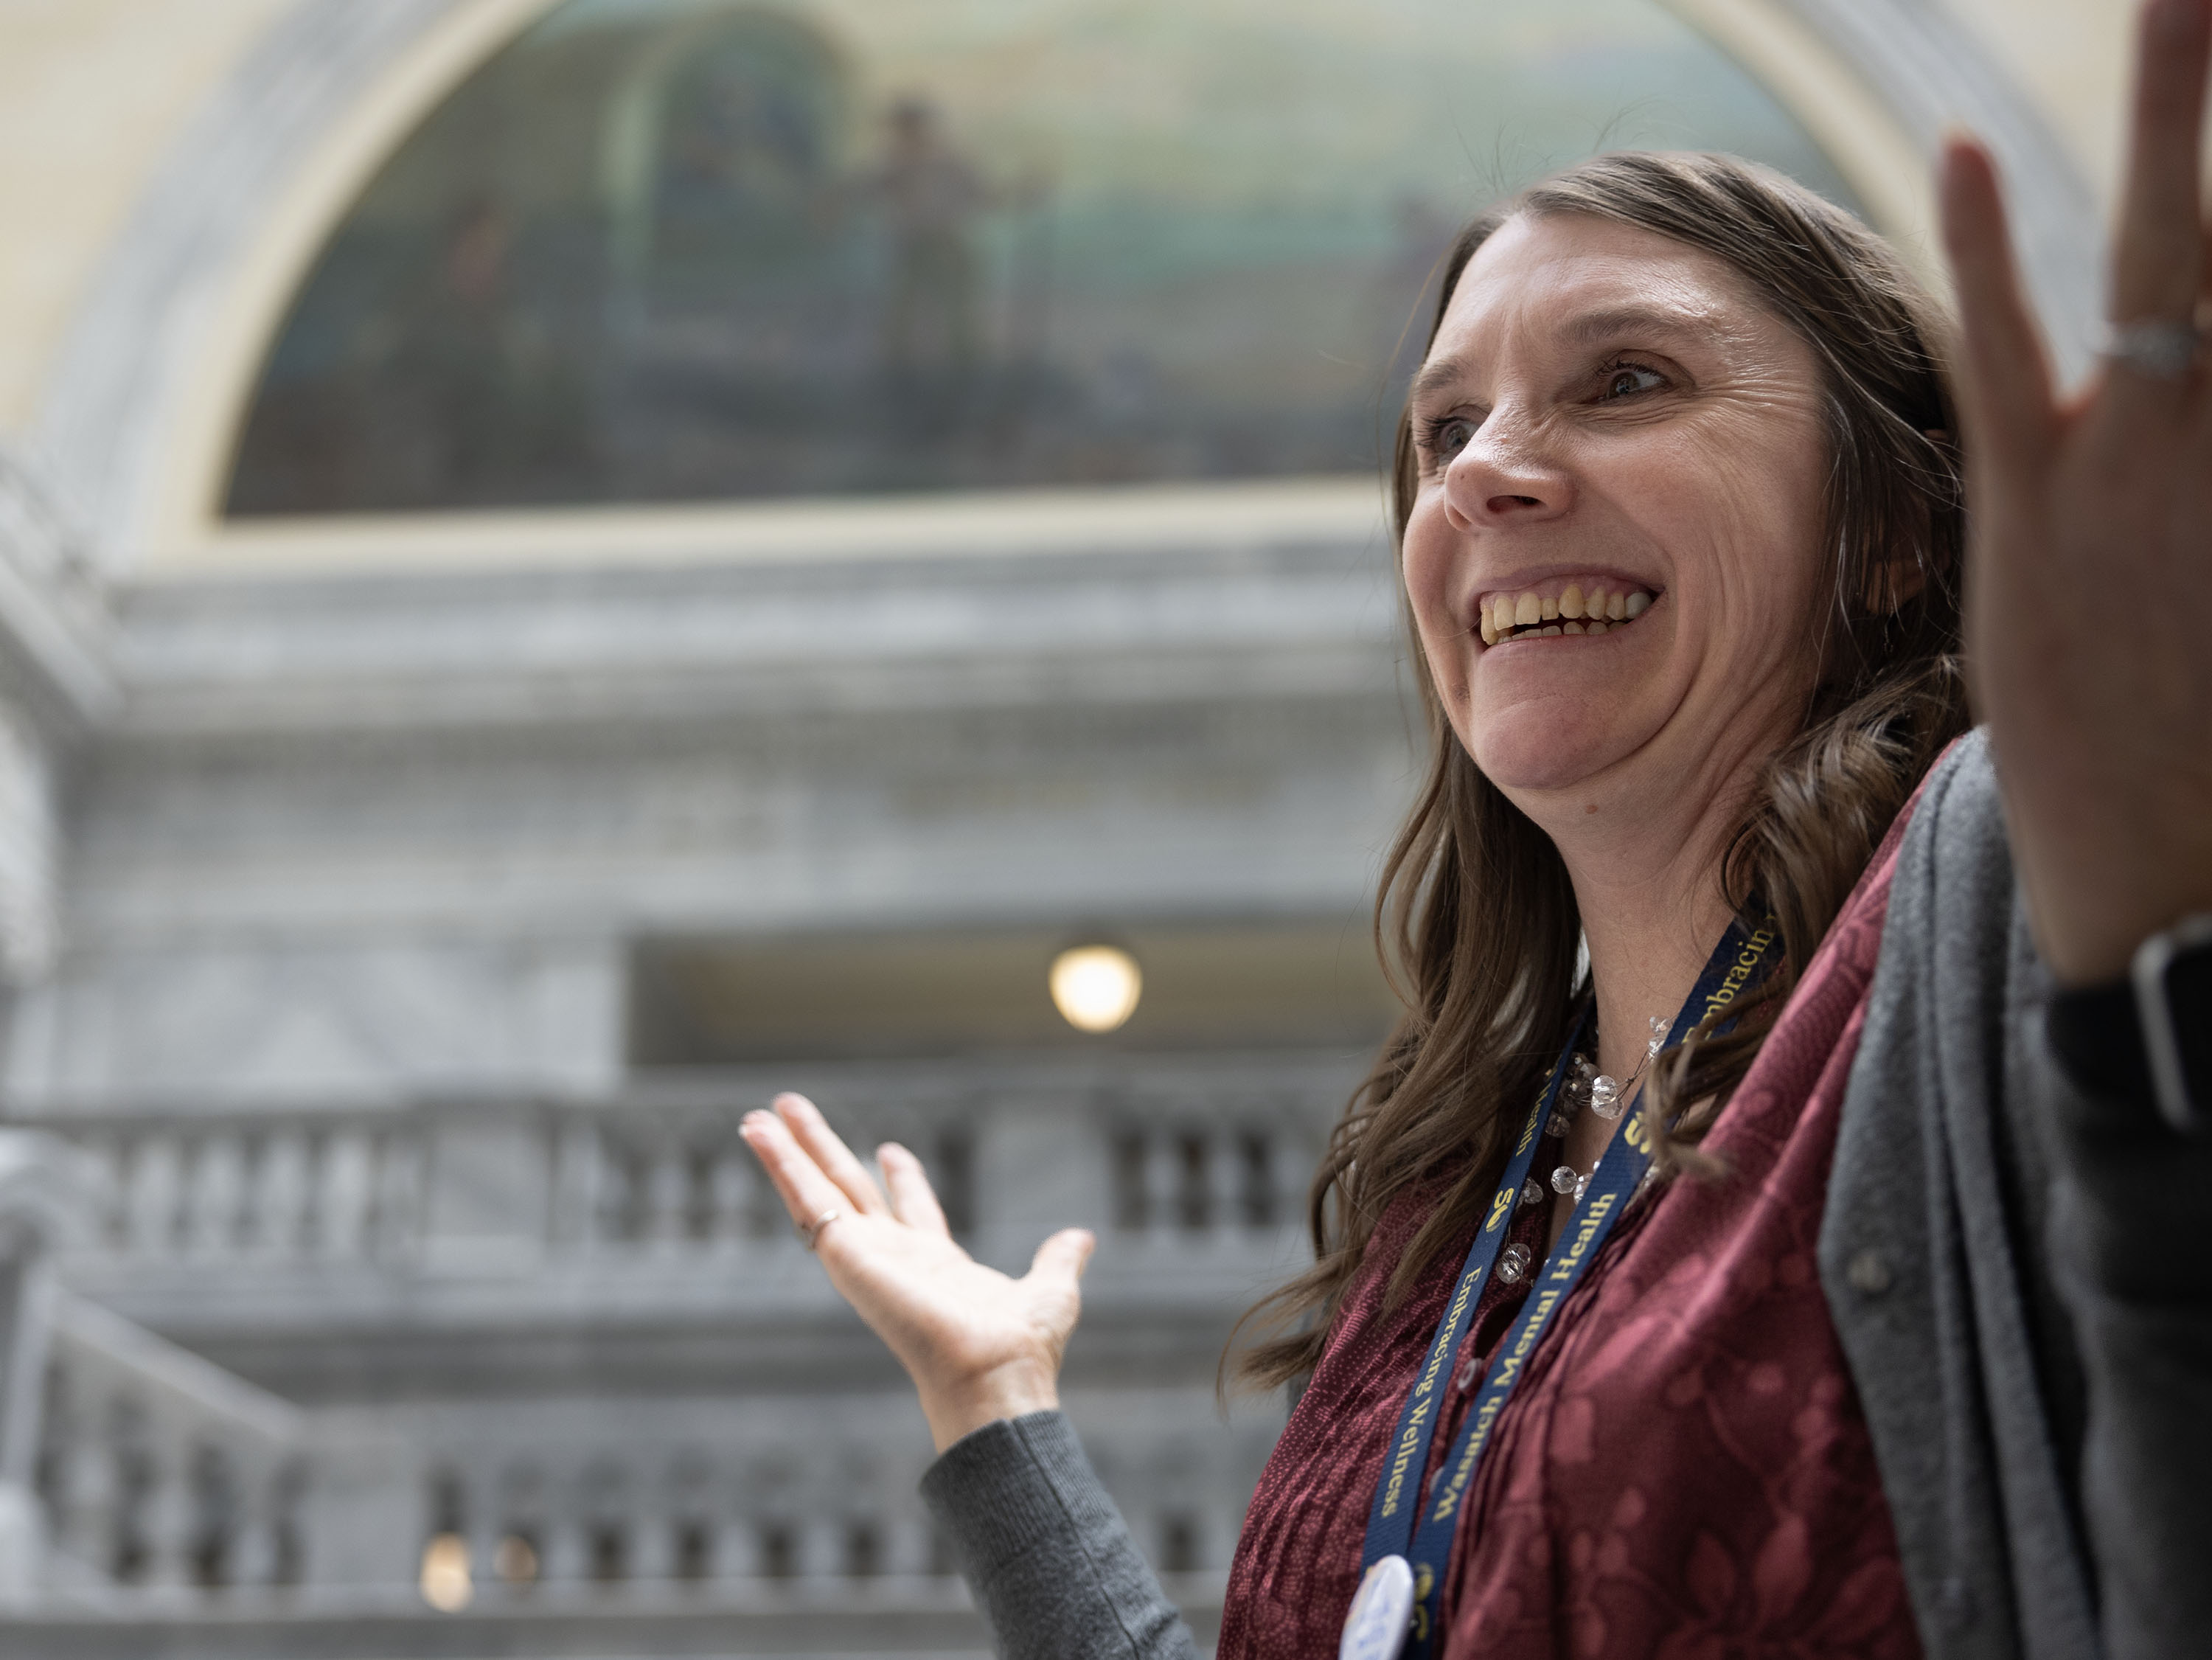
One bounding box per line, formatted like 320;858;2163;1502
1938;135;2057;473
739;1109;859;1234
2112;0;2211;323
877;1142;951;1239
773;1093;891;1216
1023;1227;1096;1294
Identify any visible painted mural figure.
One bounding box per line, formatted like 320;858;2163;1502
858;97;995;381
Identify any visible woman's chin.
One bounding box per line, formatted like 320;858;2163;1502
1464;708;1649;798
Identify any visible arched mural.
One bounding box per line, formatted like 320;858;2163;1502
223;0;1863;515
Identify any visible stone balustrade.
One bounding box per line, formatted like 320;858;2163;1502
395;1388;1279;1605
36;1291;311;1597
28;1286;1274;1616
22;1053;1355;1297
1;1058;1349;1630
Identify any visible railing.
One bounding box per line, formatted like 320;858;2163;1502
4;1060;1346;1625
36;1293;307;1598
62;1119;426;1270
26;1055;1353;1291
400;1390;1279;1605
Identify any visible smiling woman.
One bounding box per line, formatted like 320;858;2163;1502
737;3;2212;1656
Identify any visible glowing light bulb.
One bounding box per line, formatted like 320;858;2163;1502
1050;944;1141;1033
420;1532;473;1611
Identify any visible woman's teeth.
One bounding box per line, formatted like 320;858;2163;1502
1479;582;1653;646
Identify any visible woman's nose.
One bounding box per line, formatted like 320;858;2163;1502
1441;419;1572;529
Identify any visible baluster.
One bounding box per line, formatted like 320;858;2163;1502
63;1427;121;1577
465;1468;502;1604
271;1459;307;1587
647;1137;687;1251
549;1118;605;1251
630;1461;678;1583
136;1420;192;1588
252;1131;309;1260
488;1461;541;1594
597;1142;636;1245
709;1146;751;1249
202;1133;255;1257
372;1129;427;1263
318;1131;374;1260
228;1451;279;1588
125;1134;183;1258
743;1142;785;1240
185;1441;237;1588
538;1465;588;1586
105;1397;155;1583
801;1512;843;1584
880;1504;930;1579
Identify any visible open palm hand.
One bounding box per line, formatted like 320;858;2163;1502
740;1093;1094;1451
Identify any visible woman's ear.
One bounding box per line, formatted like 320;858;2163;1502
1858;428;1952;615
1860;552;1929;615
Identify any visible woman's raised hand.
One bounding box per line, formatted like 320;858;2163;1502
1941;0;2212;984
739;1093;1094;1452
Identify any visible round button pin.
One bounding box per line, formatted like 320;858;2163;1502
1339;1553;1416;1660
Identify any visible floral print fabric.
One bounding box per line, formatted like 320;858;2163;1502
1220;802;1923;1659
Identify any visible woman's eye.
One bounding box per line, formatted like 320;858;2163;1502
1599;363;1666;400
1427;416;1476;457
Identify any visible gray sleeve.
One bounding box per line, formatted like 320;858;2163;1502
919;1410;1200;1660
1825;730;2100;1660
2026;976;2212;1660
1834;727;2212;1660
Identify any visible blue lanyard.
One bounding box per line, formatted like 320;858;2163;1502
1355;913;1781;1658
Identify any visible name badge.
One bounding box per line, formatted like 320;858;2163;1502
1339;1554;1415;1660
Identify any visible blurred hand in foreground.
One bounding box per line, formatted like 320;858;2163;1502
1941;0;2212;984
739;1092;1095;1453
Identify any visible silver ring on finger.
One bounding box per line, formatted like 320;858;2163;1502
2098;317;2202;381
796;1206;845;1251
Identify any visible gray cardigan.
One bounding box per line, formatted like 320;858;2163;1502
919;735;2212;1659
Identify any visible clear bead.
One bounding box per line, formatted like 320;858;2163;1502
1545;1111;1571;1138
1497;1243;1532;1283
1519;1179;1545;1207
1573;1172;1590;1204
1551;1164;1579;1195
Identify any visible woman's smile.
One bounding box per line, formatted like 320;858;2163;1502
1475;577;1658;645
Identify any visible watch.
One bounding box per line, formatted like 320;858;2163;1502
2047;913;2212;1133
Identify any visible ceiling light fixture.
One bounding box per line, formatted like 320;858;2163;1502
1049;942;1142;1033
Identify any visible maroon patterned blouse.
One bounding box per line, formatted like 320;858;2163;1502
1219;802;1923;1658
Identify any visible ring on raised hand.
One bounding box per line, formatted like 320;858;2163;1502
796;1207;845;1250
2098;317;2201;381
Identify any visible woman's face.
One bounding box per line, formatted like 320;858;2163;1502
1401;212;1832;822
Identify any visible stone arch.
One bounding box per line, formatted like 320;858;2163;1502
27;0;2098;569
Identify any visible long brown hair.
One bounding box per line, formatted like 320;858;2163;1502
1234;152;1970;1392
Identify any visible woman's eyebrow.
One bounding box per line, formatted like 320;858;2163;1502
1557;302;1720;347
1409;303;1724;407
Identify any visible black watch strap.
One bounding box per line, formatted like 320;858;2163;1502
2047;976;2157;1103
2046;915;2212;1130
